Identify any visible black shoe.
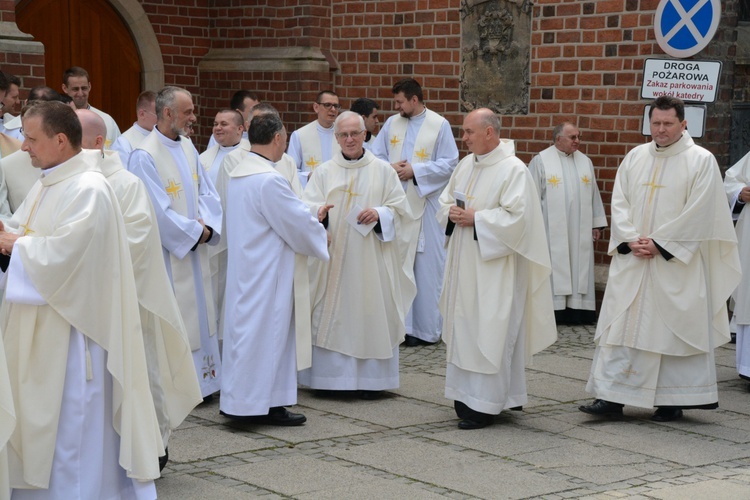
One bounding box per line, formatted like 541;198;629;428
509;406;523;411
158;447;169;472
202;394;215;404
651;407;683;422
403;334;421;347
458;418;491;430
253;407;307;426
578;399;623;416
359;390;382;400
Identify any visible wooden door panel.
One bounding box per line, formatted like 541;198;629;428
17;0;142;132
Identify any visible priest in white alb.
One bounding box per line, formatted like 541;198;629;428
723;149;750;386
1;100;161;498
287;90;341;188
216;113;328;425
78;109;202;469
579;96;740;422
129;86;224;401
371;77;459;347
299;111;416;398
438;108;557;430
529;122;607;325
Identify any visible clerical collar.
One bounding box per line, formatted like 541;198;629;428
154;125;181;143
250;151;272;163
342;150;366;161
410;108;427;120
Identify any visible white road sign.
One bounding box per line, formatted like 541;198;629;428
641;58;721;102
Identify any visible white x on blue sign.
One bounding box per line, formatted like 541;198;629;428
654;0;721;58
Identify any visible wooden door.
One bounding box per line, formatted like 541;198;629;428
17;0;142;131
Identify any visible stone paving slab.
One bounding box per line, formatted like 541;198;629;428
156;325;750;499
169;425;279;462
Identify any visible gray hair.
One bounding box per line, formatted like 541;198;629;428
334;111;365;133
156;86;191;117
553;122;575;141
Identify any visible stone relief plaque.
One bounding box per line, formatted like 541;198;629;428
460;0;532;114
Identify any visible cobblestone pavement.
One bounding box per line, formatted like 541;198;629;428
157;325;750;499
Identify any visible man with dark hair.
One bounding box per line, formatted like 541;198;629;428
529;122;607;325
371;77;459;347
0;100;161;496
438;108;556;429
112;90;158;165
287;90;341;187
129;86;224;403
206;90;260;148
215;113;328;425
350;97;380;148
0;74;21;135
62;66;120;147
579;96;740;422
0;74;20;161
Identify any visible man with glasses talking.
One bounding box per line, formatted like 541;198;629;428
287;90;341;188
529;123;607;326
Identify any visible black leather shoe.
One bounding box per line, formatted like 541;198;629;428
578;399;623;416
158;447;169;471
458;418;491;430
253;407;307;426
651;407;683;422
403;334;421;347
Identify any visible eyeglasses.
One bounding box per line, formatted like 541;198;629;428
318;102;341;110
567;135;582;140
335;130;364;139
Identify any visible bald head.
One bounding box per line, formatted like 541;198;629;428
461;108;501;156
75;108;107;151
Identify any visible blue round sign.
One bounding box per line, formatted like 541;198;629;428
654;0;721;58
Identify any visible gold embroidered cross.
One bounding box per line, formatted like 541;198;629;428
547;175;562;188
192;169;199;182
19;224;34;236
389;135;401;147
165;179;183;200
305;156;320;170
621;366;638;377
339;177;361;211
414;147;429;162
642;170;665;203
581;175;591;186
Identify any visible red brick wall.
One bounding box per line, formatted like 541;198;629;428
0;1;45;93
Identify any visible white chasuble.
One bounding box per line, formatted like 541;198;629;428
129;127;223;397
299;150;416;390
529;146;607;309
216;153;328;415
438;140;557;376
3;153;162;490
199;139;250;186
588;133;740;407
95;150;201;446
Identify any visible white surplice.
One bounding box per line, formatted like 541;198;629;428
112;123;151;166
437;140;557;414
299;150;416;390
371;109;458;343
216;153;328;415
129;127;224;397
199;139;250;186
587;133;740;408
529;147;607;311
